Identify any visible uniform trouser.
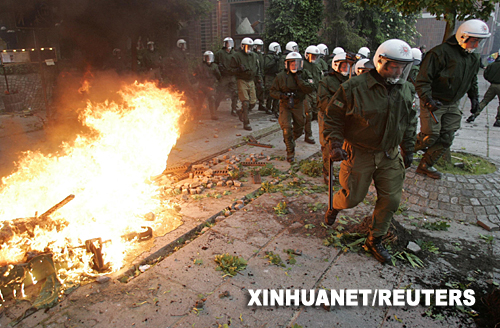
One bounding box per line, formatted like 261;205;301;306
416;100;461;166
265;75;279;114
254;77;265;107
303;92;318;139
215;76;238;111
278;101;305;155
333;144;405;237
318;110;329;176
237;79;256;125
195;87;216;117
476;83;500;120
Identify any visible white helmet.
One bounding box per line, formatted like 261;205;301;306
285;41;299;53
304;45;321;63
411;48;422;65
269;42;281;54
456;19;491;53
285;52;303;73
317;44;329;57
203;50;214;64
241;37;254;53
332;47;345;56
177;39;187;50
253;39;264;53
223;37;234;50
354;58;374;75
332;52;351;76
373;39;413;84
357;47;370;59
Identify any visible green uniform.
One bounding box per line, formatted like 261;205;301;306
230;50;260;127
317;71;348;176
408;65;419;86
254;51;266;110
474;57;500;119
323;70;417;237
270;69;315;159
415;36;481;166
318;57;329;75
214;48;238;113
302;60;322;139
193;62;221;119
264;52;283;115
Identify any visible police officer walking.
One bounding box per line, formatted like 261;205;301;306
253;39;270;114
230;38;260;131
466;53;500;126
323;39;417;264
270;52;315;162
302;45;323;144
215;37;239;116
264;42;283;118
415;19;491;179
317;52;352;184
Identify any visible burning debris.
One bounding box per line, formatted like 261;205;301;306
0;81;185;304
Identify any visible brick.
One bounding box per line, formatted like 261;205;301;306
417;198;429;207
439;202;451;211
429;192;438;200
474;207;487;215
485;206;498;215
473;190;485;198
479;198;492;206
459;197;470;206
408;195;420;204
463;206;474;214
447;176;457;182
474;184;485;190
468;178;478;184
438;186;447;194
418;189;429;198
477;218;500;231
438;194;450;202
456;176;467;183
450;204;462;212
470;198;481;206
428;200;439;209
454;212;467;221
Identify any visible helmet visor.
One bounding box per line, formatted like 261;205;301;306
242;44;252;53
286;58;303;73
462;37;488;53
377;58;412;84
308;54;318;63
204;53;215;64
225;39;234;50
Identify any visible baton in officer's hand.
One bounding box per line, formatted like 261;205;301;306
425;98;442;124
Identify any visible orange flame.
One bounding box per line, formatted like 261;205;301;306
0;81;184;280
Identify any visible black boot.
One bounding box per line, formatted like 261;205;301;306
466;114;476;123
286;152;295;163
494;120;500;127
416;161;442;179
324;208;339;226
305;136;316;144
364;235;391;264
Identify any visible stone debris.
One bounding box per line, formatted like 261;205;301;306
95;276;111;284
477;218;500;232
226;180;234;186
234;181;242;187
407;241;422;253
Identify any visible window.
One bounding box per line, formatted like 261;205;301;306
231;1;264;36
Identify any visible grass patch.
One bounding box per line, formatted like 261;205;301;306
214;254;247;276
434;152;496;175
299;159;323;177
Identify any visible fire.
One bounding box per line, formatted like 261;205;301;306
0;81;184;282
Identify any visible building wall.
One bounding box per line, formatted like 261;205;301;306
185;0;268;60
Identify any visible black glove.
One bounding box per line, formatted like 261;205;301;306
470;97;480;114
328;140;347;161
401;151;414;169
239;64;248;72
424;97;443;112
294;71;303;82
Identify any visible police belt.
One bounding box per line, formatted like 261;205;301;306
345;142;399;160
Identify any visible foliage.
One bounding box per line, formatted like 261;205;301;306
321;0;419;52
264;251;285;267
299;159;323;177
479;234;495;245
307;202;327;213
259;164;280;177
263;0;324;51
421;221;450;231
214;253;247;276
356;0;500;40
274;201;288;216
391;251;424;268
435;152;496;175
415;239;440;254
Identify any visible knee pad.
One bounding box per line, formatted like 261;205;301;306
438;131;455;148
417;132;439;148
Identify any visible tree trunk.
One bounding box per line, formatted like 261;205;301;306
442;13;456;42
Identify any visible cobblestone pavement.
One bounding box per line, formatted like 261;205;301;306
402;72;500;231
